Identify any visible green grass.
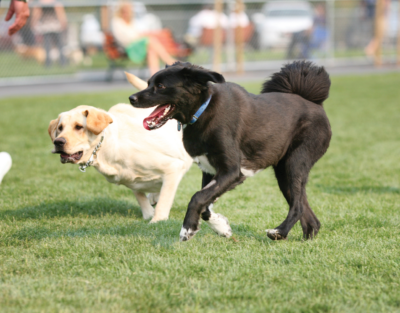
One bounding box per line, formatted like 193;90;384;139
0;72;399;312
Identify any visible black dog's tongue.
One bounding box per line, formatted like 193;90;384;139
143;104;170;130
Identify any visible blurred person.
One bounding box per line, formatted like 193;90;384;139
111;1;176;75
0;0;29;185
80;14;104;62
14;16;46;64
1;0;30;36
287;4;328;59
229;2;249;29
184;4;229;46
308;4;328;57
32;0;67;67
364;0;390;56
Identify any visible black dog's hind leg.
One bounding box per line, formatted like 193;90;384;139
268;149;319;240
200;172;234;238
300;194;321;239
180;168;242;241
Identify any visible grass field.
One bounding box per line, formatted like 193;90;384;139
0;72;399;312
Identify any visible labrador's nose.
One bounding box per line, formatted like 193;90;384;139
54;137;66;147
129;95;138;104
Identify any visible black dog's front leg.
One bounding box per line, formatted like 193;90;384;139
179;168;241;241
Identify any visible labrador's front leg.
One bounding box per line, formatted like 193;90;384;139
179;168;241;241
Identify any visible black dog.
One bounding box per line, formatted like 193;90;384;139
129;61;331;241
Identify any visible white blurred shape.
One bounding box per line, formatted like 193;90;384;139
0;152;12;184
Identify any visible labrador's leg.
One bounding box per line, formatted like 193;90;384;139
150;171;184;223
133;191;155;220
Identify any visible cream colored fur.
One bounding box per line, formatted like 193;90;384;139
49;104;193;222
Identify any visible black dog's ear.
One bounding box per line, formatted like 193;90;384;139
180;67;225;94
166;61;192;69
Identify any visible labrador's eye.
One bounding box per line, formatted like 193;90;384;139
157;83;165;89
58;125;63;132
75;125;83;131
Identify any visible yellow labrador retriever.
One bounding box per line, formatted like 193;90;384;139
48;102;193;222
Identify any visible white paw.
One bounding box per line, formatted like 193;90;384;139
179;226;199;241
266;229;286;240
205;213;232;238
142;208;155;220
149;216;168;223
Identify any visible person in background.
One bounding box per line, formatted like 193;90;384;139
32;0;68;67
184;4;229;46
0;0;30;183
287;4;328;59
2;0;30;36
229;2;249;29
111;1;176;75
364;0;391;56
81;14;104;64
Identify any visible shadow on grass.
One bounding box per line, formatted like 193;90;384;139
0;198;144;221
317;185;399;195
4;219;184;247
1;199;281;246
4;222;278;248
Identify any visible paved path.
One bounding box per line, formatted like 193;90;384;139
0;64;399;99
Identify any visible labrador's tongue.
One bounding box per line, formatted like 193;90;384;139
143;105;168;130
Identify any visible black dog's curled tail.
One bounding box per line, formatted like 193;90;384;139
261;61;331;105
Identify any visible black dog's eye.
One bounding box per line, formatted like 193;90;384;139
58;125;63;132
157;83;166;89
75;125;83;131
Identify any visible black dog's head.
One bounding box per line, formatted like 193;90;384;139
129;62;225;130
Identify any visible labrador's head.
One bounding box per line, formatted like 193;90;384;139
48;106;113;164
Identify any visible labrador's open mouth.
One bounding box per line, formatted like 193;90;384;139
59;151;83;164
143;104;176;130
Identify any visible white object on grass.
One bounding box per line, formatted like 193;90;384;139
0;152;12;184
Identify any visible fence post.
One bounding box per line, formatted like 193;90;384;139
226;0;236;72
397;0;400;66
235;0;244;74
374;0;385;66
213;0;224;72
327;0;335;64
101;6;110;32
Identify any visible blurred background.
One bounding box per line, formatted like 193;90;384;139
0;0;399;84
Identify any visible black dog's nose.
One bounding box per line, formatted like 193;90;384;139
54;137;66;147
129;95;138;104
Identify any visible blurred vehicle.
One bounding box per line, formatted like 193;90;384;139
252;1;313;49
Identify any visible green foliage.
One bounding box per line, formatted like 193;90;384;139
0;73;399;312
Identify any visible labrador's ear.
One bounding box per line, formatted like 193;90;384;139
48;117;60;141
82;108;113;135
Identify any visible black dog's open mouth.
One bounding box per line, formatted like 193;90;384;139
54;151;83;164
143;104;176;130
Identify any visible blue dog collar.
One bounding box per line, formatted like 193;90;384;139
177;95;212;131
189;95;212;124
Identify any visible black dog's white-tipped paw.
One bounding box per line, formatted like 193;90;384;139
179;227;199;242
205;213;232;238
266;229;287;241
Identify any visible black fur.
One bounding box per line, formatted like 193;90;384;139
129;60;332;241
262;61;330;105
